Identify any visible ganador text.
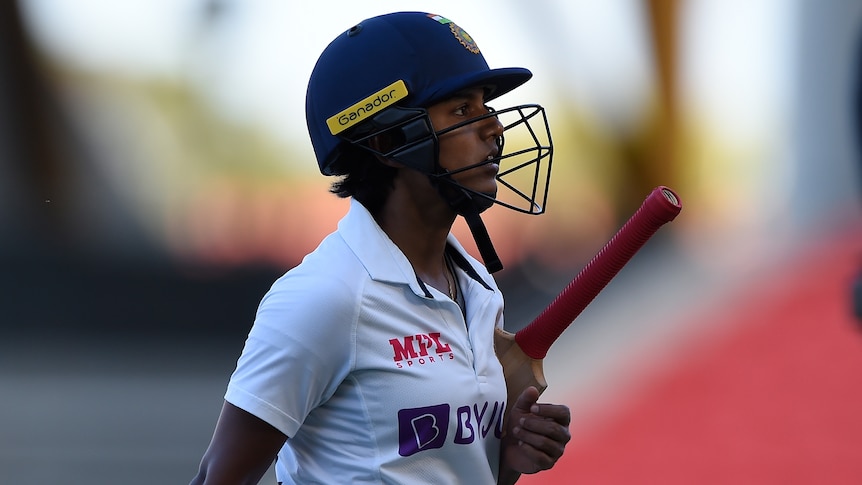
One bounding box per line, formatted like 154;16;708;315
338;89;399;126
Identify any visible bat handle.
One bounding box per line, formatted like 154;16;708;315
515;186;682;359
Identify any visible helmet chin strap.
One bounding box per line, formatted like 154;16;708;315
438;182;503;273
461;200;504;273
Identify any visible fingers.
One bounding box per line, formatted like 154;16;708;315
504;416;569;474
509;389;571;465
512;385;541;413
514;411;571;449
503;387;572;474
529;402;572;426
510;386;571;427
510;417;570;472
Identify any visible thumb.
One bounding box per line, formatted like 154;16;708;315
512;386;540;414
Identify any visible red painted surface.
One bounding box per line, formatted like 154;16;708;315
523;227;862;484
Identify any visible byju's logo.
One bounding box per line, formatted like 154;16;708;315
398;404;450;456
388;332;454;368
397;401;505;457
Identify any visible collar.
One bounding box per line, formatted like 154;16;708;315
338;199;494;297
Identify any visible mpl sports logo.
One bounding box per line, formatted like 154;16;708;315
388;332;454;368
397;401;505;456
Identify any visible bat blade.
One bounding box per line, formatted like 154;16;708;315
496;186;682;411
495;328;546;413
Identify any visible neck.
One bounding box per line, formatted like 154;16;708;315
374;169;456;289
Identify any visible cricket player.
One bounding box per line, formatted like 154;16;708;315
191;11;571;484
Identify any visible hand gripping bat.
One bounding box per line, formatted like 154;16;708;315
495;186;682;412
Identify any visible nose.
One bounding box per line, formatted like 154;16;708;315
479;110;504;141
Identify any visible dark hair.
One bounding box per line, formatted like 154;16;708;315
328;143;398;216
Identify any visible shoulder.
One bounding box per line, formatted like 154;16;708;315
256;236;366;335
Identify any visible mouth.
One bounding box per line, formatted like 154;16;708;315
483;154;500;173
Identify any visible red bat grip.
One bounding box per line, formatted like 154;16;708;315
515;186;682;359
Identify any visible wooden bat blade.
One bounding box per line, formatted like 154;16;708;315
494;328;547;414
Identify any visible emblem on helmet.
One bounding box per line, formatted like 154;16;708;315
426;13;480;54
449;24;480;54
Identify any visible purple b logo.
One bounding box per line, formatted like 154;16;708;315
397;404;450;456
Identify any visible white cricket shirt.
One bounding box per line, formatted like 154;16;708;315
225;198;508;484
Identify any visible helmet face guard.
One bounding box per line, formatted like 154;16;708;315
432;104;553;216
343;103;553;216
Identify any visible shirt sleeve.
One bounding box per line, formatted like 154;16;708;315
225;269;359;438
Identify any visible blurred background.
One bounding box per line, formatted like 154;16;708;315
1;0;861;483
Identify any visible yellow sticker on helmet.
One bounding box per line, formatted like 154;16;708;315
326;80;409;135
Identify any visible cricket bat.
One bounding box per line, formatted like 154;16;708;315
495;186;682;411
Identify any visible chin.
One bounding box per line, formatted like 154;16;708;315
474;191;496;213
467;179;497;198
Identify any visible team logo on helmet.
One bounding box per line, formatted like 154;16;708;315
449;24;480;54
426;13;480;54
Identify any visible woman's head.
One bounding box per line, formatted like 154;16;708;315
305;11;531;177
308;12;553;272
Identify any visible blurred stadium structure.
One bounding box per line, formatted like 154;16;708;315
1;0;861;484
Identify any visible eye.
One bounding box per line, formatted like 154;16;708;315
453;104;468;116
